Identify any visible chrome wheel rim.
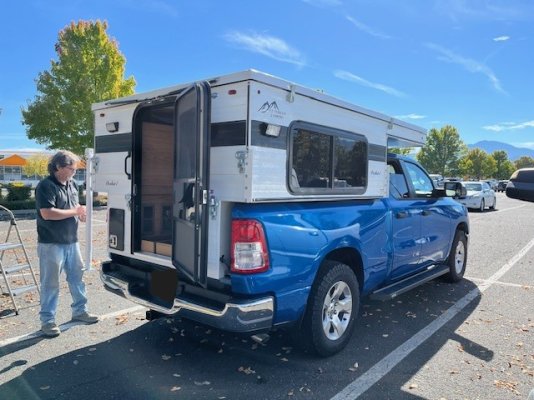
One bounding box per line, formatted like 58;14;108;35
321;281;352;340
454;240;465;274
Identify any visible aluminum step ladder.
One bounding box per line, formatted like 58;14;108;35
0;205;40;315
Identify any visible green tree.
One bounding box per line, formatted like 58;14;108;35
22;20;135;155
416;125;467;176
459;148;496;180
23;154;50;179
388;147;412;156
515;156;534;169
491;150;515;180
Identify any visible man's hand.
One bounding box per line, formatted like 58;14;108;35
40;205;87;221
76;205;87;222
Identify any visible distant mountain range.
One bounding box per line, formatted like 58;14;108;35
468;140;534;161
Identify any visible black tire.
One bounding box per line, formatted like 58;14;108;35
445;230;468;283
300;261;360;357
489;198;496;210
479;199;485;212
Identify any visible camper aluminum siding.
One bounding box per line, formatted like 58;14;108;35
92;70;426;281
93;69;426;201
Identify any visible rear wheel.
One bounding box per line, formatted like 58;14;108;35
300;261;360;357
445;230;467;282
479;199;485;212
489;197;496;210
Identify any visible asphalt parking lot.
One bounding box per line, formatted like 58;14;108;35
0;194;533;400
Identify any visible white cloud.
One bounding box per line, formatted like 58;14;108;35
345;15;391;39
483;120;534;132
493;35;510;42
224;31;306;67
512;142;534;150
426;43;506;94
334;70;406;97
395;114;426;120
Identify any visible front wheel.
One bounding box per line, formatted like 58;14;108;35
445;230;468;282
300;261;360;357
479;199;485;212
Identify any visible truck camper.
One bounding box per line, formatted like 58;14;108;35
91;70;468;356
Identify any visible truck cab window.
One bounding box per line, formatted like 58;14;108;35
388;163;409;199
389;173;410;199
404;162;434;198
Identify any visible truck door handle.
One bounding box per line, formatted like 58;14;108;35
396;211;409;219
421;210;432;216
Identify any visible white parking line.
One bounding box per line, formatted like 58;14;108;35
0;305;146;348
491;204;527;213
466;276;533;290
331;237;534;400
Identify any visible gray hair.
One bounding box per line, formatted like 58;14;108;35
47;150;80;175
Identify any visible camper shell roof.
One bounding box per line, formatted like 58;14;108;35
92;69;426;147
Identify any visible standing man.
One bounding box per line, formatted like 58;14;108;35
35;150;99;337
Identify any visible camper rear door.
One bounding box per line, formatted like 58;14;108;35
172;82;211;287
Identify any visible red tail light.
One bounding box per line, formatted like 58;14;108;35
231;219;269;274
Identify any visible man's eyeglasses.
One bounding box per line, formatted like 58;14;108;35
64;166;77;172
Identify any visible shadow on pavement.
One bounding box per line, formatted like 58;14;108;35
0;278;490;400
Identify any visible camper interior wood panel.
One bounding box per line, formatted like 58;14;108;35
140;122;173;253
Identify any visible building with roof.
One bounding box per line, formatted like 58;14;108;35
0;150;86;187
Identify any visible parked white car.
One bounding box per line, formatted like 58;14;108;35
458;181;496;211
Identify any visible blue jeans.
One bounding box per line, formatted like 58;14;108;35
38;242;87;325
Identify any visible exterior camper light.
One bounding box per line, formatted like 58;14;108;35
106;122;119;132
263;123;281;137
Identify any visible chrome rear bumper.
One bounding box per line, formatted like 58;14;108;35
101;272;274;332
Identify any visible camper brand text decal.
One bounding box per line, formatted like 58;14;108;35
106;180;119;186
258;101;286;120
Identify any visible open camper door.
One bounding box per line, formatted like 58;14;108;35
172;82;211;287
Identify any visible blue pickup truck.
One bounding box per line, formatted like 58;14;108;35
226;154;468;355
93;71;469;356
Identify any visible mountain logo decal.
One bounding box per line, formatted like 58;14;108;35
258;101;285;119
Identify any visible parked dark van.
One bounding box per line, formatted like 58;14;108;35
506;168;534;202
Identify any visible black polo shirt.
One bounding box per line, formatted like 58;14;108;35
35;175;80;244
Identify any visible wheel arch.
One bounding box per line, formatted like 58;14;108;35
456;221;469;236
293;246;364;330
322;247;364;293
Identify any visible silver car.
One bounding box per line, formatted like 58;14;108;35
458;181;497;212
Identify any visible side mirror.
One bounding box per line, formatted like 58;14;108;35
444;181;466;199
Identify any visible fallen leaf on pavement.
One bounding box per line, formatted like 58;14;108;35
115;314;128;325
349;362;359;372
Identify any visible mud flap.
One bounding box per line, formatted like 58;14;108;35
150;269;178;307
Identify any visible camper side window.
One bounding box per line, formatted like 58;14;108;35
289;122;367;194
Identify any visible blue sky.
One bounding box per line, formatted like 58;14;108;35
1;0;534;151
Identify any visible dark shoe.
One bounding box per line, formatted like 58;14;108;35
42;322;61;337
72;312;99;324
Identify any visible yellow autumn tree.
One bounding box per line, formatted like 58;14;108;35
23;154;50;179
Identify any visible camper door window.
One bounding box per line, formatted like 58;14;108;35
288;121;368;194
